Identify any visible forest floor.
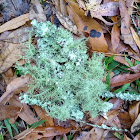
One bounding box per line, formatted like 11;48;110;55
0;0;140;140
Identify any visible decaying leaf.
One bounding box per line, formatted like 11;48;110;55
131;114;140;133
56;12;79;34
90;2;119;25
111;16;120;53
123;134;132;140
119;0;139;54
117;111;133;129
80;127;104;140
14;126;72;140
0;75;30;104
9;95;38;125
5;27;32;43
128;64;140;73
129;101;140;122
0;0;30;22
0;43;26;73
134;133;140;140
89;109;121;129
66;1;108;52
130;27;140;50
60;0;68;16
33;105;54;127
110;73;140;87
0;13;30;33
0;105;20;120
29;0;46;22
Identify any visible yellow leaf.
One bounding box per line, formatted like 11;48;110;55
130;27;140;50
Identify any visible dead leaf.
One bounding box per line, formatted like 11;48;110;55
134;133;140;140
4;67;14;77
113;55;130;67
129;102;140;122
56;12;79;34
126;0;134;15
131;114;140;133
0;43;26;73
123;134;132;140
111;16;120;53
130;27;140;50
29;0;46;22
90;2;119;25
0;75;5;97
14;126;72;140
80;127;104;140
119;0;139;54
110;73;140;87
117;111;133;129
60;0;68;16
53;0;61;12
33;105;54;127
128;64;140;73
0;0;30;22
0;13;30;33
63;134;68;140
5;27;32;43
9;95;38;125
0;105;20;120
66;1;108;52
109;98;124;110
89;110;121;129
0;75;30;104
2;72;15;86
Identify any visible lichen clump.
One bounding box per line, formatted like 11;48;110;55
18;20;113;120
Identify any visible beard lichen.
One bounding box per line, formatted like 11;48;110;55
17;20;113;121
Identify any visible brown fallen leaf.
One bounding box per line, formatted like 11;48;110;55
9;95;38;125
33;105;54;127
0;0;30;22
56;12;79;35
0;75;30;104
130;27;140;50
2;72;15;86
14;126;72;140
63;134;68;140
119;0;139;54
111;16;120;53
123;134;132;140
4;67;14;77
109;98;124;110
89;109;121;129
90;2;119;25
110;73;140;87
134;133;140;140
131;114;140;133
0;105;20;120
128;64;140;73
66;1;108;52
0;13;30;33
129;102;140;122
113;55;130;67
117;111;133;129
60;0;68;16
80;127;104;140
5;27;32;43
0;43;26;73
29;0;46;22
52;0;61;12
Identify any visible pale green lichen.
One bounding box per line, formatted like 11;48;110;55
102;91;140;101
17;20;113;121
17;20;140;121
